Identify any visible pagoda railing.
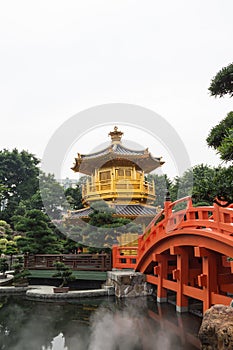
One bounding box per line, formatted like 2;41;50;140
82;178;155;203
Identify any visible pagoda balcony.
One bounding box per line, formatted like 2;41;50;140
82;178;155;204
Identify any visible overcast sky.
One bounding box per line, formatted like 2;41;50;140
1;0;233;180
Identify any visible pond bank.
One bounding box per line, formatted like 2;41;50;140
0;270;151;301
0;284;115;299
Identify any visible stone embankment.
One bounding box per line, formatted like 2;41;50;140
0;270;151;300
107;270;153;298
199;304;233;349
0;273;14;286
0;285;115;299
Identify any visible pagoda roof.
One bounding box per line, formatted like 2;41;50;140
72;127;164;175
68;204;157;219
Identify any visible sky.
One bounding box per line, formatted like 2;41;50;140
1;0;233;180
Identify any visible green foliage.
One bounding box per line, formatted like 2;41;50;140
212;166;233;203
80;201;142;250
12;209;62;254
65;185;83;210
0;149;40;222
0;220;12;236
147;174;172;208
169;165;218;205
0;258;8;278
52;261;75;287
89;201;115;227
206;112;233;149
4;240;18;256
209;62;233;98
0;238;8;253
62;223;83;245
206;65;233;202
0;227;7;238
39;173;67;220
0;220;17;254
189;165;217;205
60;239;79;254
168;164;233;205
12;257;30;285
216;128;233;162
206;111;233;161
169;168;193;203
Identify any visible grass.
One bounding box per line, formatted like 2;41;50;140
28;270;107;281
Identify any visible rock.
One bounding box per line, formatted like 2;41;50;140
107;271;152;298
198;304;233;349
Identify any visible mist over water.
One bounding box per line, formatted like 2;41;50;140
88;298;174;350
0;296;201;350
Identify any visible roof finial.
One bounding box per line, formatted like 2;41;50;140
108;126;123;143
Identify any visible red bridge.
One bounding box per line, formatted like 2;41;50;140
112;197;233;313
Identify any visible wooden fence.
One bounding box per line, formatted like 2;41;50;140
24;254;112;272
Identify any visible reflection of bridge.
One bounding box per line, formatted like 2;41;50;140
147;304;201;349
112;197;233;313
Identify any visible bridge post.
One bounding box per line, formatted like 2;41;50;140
112;245;118;268
195;247;218;312
164;192;172;229
213;202;221;232
170;246;189;313
154;254;168;303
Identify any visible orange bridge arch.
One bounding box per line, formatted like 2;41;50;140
112;197;233;313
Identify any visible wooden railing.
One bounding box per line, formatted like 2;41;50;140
24;254;112;271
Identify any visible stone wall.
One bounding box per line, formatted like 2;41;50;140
107;270;153;298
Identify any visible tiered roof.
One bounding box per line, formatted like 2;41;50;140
68;204;157;219
71;126;164;175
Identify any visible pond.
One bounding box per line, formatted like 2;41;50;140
0;295;201;350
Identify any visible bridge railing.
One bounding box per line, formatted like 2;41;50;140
139;197;233;251
112;246;138;269
112;196;233;269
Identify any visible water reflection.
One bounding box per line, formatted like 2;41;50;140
0;296;201;350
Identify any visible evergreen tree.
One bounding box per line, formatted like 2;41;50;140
209;62;233;98
206;111;233;162
65;185;83;210
147;173;172;208
0;149;40;222
12;209;62;254
81;201;141;251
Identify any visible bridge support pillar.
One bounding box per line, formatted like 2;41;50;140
195;247;218;312
170;246;189;313
154;254;168;303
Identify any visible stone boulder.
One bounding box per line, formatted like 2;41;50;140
107;271;153;298
198;304;233;349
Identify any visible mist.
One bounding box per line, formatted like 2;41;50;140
0;296;199;350
88;299;174;350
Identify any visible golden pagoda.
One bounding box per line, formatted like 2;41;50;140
68;127;164;231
